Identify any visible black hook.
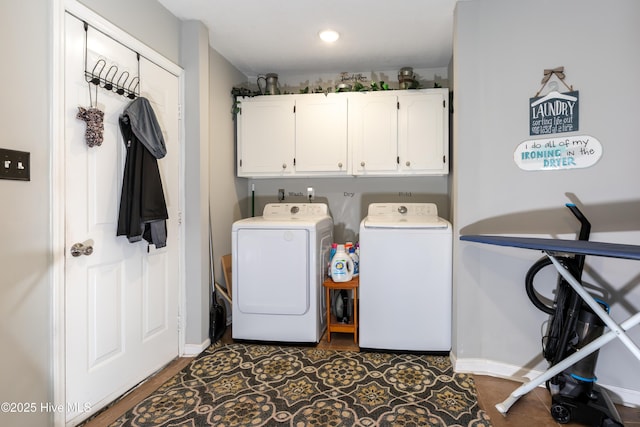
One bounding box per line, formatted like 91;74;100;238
127;76;139;99
89;59;106;85
116;71;129;95
103;65;118;91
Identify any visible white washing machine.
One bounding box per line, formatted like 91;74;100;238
231;203;333;343
359;203;452;352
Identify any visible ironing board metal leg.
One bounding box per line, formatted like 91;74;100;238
548;254;640;360
496;327;619;414
496;255;640;416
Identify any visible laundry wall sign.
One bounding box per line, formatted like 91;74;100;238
529;91;579;136
514;135;602;171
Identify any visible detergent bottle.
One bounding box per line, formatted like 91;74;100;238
349;246;359;277
330;244;354;282
328;243;338;277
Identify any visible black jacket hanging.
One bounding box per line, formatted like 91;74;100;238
117;97;168;248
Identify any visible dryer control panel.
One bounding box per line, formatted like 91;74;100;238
263;203;329;218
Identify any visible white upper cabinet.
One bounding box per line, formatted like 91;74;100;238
236;89;449;178
237;95;295;177
350;92;399;174
295;94;349;175
398;89;449;175
350;89;449;176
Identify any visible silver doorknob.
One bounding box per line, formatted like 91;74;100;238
282;163;287;169
406;161;411;166
360;161;365;167
71;242;93;257
398;205;408;214
338;162;343;168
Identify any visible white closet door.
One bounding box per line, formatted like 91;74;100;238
64;13;180;424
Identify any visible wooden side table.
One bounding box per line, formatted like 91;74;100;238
323;276;359;343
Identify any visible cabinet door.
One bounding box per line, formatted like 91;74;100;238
237;96;295;177
398;89;449;175
295;94;348;174
350;93;399;175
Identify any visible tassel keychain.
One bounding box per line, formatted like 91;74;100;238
77;81;105;147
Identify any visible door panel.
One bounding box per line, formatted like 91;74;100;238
143;251;170;339
88;262;124;365
236;228;309;315
350;93;399;174
398;92;446;173
64;13;180;424
237;96;295;175
295;94;348;173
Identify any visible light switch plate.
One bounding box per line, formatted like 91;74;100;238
0;148;30;181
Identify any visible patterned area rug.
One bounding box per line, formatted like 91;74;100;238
110;342;492;426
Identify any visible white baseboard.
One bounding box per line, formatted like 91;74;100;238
183;339;210;356
452;355;640;408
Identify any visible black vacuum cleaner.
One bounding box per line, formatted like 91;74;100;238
525;203;623;426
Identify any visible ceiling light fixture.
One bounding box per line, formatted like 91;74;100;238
319;29;340;43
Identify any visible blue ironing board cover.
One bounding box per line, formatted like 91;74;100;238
460;235;640;260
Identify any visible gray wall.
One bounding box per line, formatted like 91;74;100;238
180;20;212;347
453;0;640;398
208;48;248;311
0;1;52;426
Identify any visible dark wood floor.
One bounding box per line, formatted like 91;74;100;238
82;328;640;427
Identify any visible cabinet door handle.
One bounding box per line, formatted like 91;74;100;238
360;161;365;167
405;161;411;167
282;163;287;169
338;162;343;168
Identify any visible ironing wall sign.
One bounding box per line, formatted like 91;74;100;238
529;91;579;135
514;135;602;171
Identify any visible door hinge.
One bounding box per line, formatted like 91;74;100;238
239;159;243;167
443;155;446;163
178;104;183;120
397;101;400;110
178;211;183;225
397;156;400;164
293;105;296;113
443;100;446;108
293;158;296;166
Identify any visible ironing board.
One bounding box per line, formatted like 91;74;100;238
460;234;640;415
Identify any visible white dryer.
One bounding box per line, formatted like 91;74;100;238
231;203;333;343
359;203;452;352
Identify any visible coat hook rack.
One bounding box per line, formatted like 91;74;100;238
83;21;140;100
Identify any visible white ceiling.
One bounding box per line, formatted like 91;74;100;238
156;0;458;78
